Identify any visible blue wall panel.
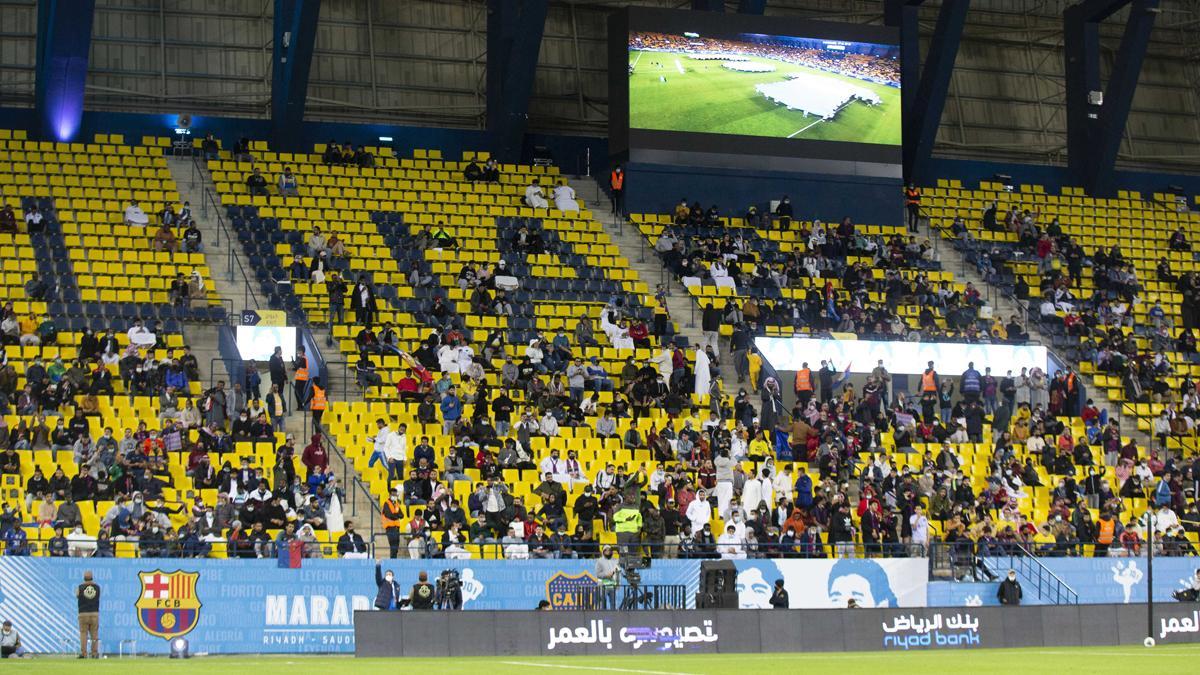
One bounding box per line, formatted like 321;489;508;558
627;162;904;226
0;558;699;654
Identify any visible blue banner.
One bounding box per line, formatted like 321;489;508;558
929;556;1200;607
0;558;700;655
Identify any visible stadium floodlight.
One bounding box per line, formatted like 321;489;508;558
684;32;699;38
169;638;190;659
378;136;393;142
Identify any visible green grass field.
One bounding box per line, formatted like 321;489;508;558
629;50;902;145
13;645;1200;674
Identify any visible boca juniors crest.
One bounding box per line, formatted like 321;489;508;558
545;571;598;610
136;570;202;640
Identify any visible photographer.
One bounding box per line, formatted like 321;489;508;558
409;570;436;610
435;569;464;610
594;545;620;609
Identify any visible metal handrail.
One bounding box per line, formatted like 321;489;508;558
1003;542;1079;605
187;153;263;311
319;425;382;539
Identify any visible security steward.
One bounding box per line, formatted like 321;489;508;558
309;376;327;429
905;183;922;232
613;501;643;559
409;571;436;610
76;570;101;659
794;362;814;408
293;345;310;409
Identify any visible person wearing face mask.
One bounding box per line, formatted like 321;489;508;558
594;545;621;608
997;569;1023;605
339;520;368;558
374;563;402;610
139;518;167;557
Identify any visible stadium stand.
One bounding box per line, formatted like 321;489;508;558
0;132;358;559
631;205;1026;347
924;180;1200;443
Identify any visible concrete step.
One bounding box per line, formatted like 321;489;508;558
575;175;738;394
164;156;380;538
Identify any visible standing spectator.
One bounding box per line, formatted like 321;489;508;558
997;570;1022;605
76;571;101;658
350;275;378;328
301;434;328;478
769;579;789;609
374;563;402;609
774;195;793;230
368;419;406;482
326;272;347;330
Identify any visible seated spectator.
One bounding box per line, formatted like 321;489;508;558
124;200;149;227
0;204;16;233
246;168;269;196
182;222;203;253
23;272;49;301
524;180;549;209
23;205;46;235
153;223;178;253
278;167;299;197
1169;226;1190;252
354;146;375;168
553;181;579;212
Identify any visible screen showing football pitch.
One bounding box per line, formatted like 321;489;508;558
629;30;901;145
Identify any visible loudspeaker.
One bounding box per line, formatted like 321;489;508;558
696;591;739;609
699;560;736;595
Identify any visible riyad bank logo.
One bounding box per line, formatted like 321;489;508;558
136;570;201;641
546;571;598;609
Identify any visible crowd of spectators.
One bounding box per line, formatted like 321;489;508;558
630;32;900;86
652;200;1029;345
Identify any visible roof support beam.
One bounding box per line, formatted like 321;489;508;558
486;0;549;162
271;0;323;149
1064;0;1159;196
885;0;971;184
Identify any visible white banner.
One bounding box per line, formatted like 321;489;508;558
733;558;928;609
754;336;1048;377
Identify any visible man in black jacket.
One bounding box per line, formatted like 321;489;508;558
337;520;367;557
374;564;401;610
997;570;1022;605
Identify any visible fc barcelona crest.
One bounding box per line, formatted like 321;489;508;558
136;570;202;640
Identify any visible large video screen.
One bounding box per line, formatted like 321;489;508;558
629;31;900;145
609;8;902;170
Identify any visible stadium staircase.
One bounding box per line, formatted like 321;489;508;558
166;155;380;533
916;205;1148;448
577;177;740;392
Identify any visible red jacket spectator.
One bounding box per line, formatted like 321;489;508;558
301;434;328;474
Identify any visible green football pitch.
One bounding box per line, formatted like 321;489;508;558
629;50;902;145
16;645;1200;674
